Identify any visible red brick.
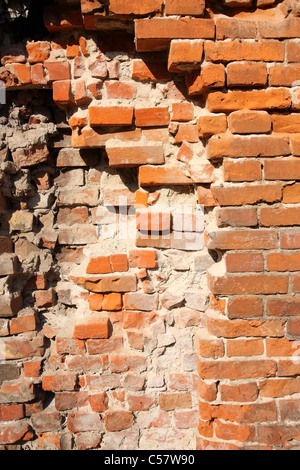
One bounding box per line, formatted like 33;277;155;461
208;271;288;295
73;315;110;339
132;59;170;82
208;228;277;250
168;40;203;72
259;17;300;39
128;395;156;411
5;63;31;85
159;392;192;410
124;292;158;311
272;114;300;133
105;411;133;431
26;41;50;63
186;64;225;95
105;81;137;100
74;79;91;105
227;62;267;87
89;106;134;126
135;107;170;127
71;274;137;293
211;184;282;206
45;61;70;81
260;207;300;227
207;89;291;113
206;314;284;339
44;5;83;32
225;252;264;273
23;361;41;378
10;314;37;335
129;249;157;268
35;289;56;308
224;159;262;182
88;393;109;412
257;424;300;446
267;252;300;272
208;135;290;159
282;183;300;204
198;359;277;380
135;18;215;41
287;40;300;63
136;209;171;232
106;143;164;167
280;230;300;249
110;254;128;272
172;102;194;122
227;297;263;319
0;404;24;421
269;65;300;86
53;80;72;106
42;373;77;392
68;413;101;433
264;158;300;181
198;114;227;137
197;186;218;207
86;256;112;274
227;338;264;357
216;18;257;39
220;382;258;402
216;207;258;228
259;378;300;398
266;338;300;357
205;40;284;62
89;293;104;311
102;293;122;311
72;127;142;148
267;297;300;317
228;110;272;134
165;0;205;16
287;318;300;336
139;165;193;186
31;64;48;85
195;336;224;359
215;420;255;443
0;422;30;445
175;124;199;143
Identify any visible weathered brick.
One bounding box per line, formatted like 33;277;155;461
211;184;282;206
71;274;137;293
207;89;291;113
227;62;267;87
224;160;262;182
208;135;290;159
228;110;272;134
106;143;165;167
89;106;134;126
73;315;110;339
168;40;203;72
135;107;170;127
208;270;288;295
205;40;284;63
227;297;263;319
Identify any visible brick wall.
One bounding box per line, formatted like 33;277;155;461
0;0;300;450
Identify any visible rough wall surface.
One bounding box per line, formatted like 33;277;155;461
0;0;300;450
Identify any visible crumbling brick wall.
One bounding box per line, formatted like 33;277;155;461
0;0;300;450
